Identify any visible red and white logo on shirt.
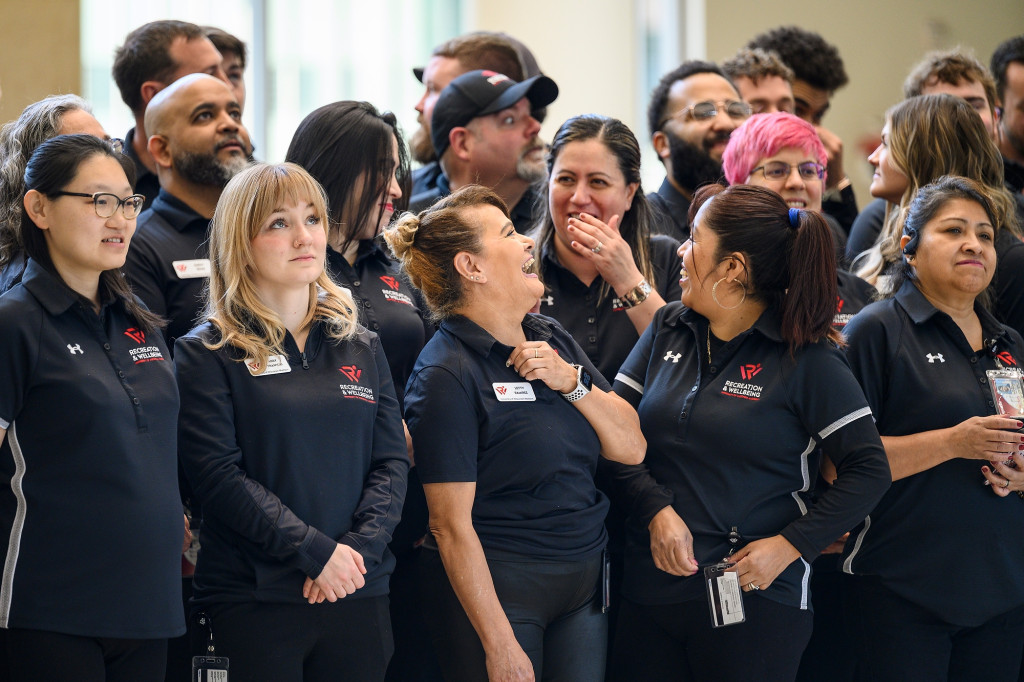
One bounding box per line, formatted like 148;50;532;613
338;365;375;403
124;327;165;364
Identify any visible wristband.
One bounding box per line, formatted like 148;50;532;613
619;279;652;309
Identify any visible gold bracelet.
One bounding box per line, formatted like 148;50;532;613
620;279;652;309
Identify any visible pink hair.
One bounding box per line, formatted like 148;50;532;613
721;112;828;186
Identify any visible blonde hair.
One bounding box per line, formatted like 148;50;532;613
384;185;505;321
854;94;1018;289
204;162;357;368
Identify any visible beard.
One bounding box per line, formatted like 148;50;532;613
175;147;250;189
666;129;727;193
410;119;437;165
515;137;547;184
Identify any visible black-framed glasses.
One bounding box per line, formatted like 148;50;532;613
107;138;125;154
749;161;825;182
661;100;752;127
51;191;146;219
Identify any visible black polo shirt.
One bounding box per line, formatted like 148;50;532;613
0;260;184;638
124;189;211;350
538;234;682;380
408;173;540;234
175;320;408;605
404;314;611;561
648;177;692;243
834;271;877;330
326;240;431;408
123;127;161;213
993;225;1024;338
0;250;26;295
610;302;889;610
842;280;1024;626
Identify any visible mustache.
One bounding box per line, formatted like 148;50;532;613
703;131;732;151
216;135;248;153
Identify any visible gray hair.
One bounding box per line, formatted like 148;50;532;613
0;94;92;267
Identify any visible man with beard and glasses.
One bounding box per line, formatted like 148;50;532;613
410;32;527;197
409;69;558;233
646;60;749;242
122;72;251;682
125;73;251;349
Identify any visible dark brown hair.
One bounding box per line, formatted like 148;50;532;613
689;183;840;350
384;185;507;321
113;20;206;116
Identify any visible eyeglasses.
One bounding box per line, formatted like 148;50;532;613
51;191;146;219
749;161;825;182
107;138;125;154
661;100;752;127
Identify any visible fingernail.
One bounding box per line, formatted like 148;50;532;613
505;359;512;367
983;466;991;473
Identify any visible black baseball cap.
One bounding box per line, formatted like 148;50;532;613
430;70;559;158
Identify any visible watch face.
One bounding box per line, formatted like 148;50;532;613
580;366;593;391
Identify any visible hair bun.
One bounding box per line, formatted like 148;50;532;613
383;211;420;261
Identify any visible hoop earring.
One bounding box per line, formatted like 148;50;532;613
712;277;746;310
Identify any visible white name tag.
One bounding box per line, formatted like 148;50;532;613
172;258;211;279
492;382;536;402
245;354;292;376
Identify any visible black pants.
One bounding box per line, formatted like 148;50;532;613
846;575;1024;682
418;548;606;682
200;595;392;682
609;594;812;681
796;555;856;682
6;628;167;682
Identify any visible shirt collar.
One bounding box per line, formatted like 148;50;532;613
150;189;210;233
20;258;117;316
668;302;785;343
441;313;555;358
896;278;1012;346
656;177;692;214
123;127;156;182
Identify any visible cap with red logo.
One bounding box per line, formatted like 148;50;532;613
430;69;559;158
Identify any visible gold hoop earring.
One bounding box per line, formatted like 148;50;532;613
712;277;746;310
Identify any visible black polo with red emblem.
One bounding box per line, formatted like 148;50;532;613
326;240;431;408
610;301;889;610
0;259;184;638
842;280;1024;626
174;320;408;605
537;234;683;381
834;271;877;330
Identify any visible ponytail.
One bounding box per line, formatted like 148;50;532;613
691;184;839;352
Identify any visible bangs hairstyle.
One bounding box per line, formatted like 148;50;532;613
204;162;358;369
721;112;827;186
853;94;1018;287
285;101;410;255
384;185;507;321
19;134;159;332
532;114;655;303
689;183;840;351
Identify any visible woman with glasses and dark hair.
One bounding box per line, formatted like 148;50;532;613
842;176;1024;680
0;94;119;293
607;183;890;682
0;134;183;680
174;163;408;681
286;101;435;681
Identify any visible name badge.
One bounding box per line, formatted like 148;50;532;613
492;382;536;402
173;259;211;279
245;354;292;376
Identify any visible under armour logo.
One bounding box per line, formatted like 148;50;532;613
67;344;83;355
926;353;945;363
663;351;681;363
539;295;554;306
741;363;763;379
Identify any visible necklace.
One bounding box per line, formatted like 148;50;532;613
706;326;712;364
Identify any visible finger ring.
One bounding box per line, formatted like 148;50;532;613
592;242;603;254
747;582;759;591
1003;477;1011;488
535;349;540;359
